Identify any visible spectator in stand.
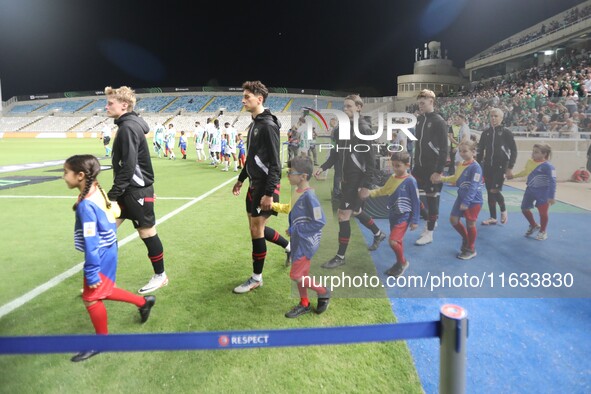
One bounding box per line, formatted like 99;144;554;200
565;88;579;116
559;117;579;138
537;115;551;133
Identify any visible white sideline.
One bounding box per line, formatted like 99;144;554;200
0;176;238;319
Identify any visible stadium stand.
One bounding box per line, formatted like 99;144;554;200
33;100;93;114
9;104;43;114
205;96;244;112
162;95;212;113
0;116;43;132
78;99;108;113
135;96;176;113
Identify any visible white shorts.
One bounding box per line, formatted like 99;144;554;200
196;143;204;150
228;147;237;154
212;144;221;153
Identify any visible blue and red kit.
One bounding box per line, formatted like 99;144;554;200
443;160;483;220
75;190;118;301
369;175;421;228
515;159;556;209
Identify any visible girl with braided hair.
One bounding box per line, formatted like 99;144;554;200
63;155;156;362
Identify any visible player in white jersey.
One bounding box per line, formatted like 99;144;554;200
224;121;239;171
194;121;207;161
165;123;176;160
210;119;222;165
205;117;217;165
153;123;166;158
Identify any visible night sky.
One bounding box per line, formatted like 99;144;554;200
0;0;585;100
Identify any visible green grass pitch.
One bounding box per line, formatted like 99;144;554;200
0;138;423;393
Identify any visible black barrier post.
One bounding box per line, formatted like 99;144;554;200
439;304;468;394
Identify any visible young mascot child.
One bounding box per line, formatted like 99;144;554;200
273;157;330;318
178;130;188;159
509;143;556;240
361;152;420;277
63;154;155;362
237;133;246;169
434;140;483;259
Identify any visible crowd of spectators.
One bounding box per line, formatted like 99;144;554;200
472;3;591;60
408;49;591;138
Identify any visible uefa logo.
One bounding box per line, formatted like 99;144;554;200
218;335;230;347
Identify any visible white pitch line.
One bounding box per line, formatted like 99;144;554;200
0;176;237;319
0;195;195;200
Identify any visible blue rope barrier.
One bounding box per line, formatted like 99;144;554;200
0;321;439;355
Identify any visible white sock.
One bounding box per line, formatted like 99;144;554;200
252;273;262;281
285;242;291;253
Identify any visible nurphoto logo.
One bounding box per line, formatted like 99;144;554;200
299;107;418;153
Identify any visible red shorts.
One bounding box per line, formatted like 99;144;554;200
462;204;481;222
389;221;409;242
82;273;115;302
290;256;311;281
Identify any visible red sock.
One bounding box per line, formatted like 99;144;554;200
453;222;468;243
390;240;405;264
467;225;477;251
297;282;309;304
538;203;549;232
522;209;537;227
106;287;146;307
300;298;310;307
86;301;108;335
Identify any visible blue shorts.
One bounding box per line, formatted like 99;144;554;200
521;190;548;210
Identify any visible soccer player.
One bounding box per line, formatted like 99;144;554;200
165;123;176;160
314;94;386;269
210;119;222;166
63;154;155;362
105;86;169;294
361;152;420;277
509;143;556;240
153;122;165;158
100;123;113;157
194;121;207;161
273;156;330;317
232;80;290;294
477;108;517;225
225;121;239;172
411;89;448;246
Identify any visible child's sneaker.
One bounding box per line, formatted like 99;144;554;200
500;211;508;224
525;224;541;237
316;288;331;314
138;295;156;323
71;350;100;362
457;249;477;260
535;231;548;241
385;260;409;277
481;218;498;225
285;303;312;318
